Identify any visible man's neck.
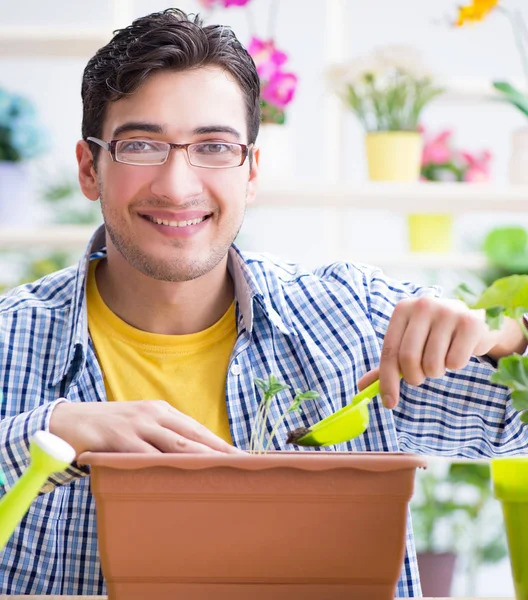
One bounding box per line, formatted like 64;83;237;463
94;251;234;336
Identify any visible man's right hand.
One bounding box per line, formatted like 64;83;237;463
50;400;242;456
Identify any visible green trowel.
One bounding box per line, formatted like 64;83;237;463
286;378;381;447
0;431;76;551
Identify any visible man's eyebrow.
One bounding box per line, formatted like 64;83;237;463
193;126;241;140
112;122;165;138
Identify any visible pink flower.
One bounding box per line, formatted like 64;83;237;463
261;71;298;108
464;165;491;182
421;129;453;166
247;37;288;81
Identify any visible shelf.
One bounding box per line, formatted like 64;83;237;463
0;226;488;270
0;27;111;57
256;183;528;213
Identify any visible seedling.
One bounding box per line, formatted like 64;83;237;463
457;275;528;423
249;375;319;454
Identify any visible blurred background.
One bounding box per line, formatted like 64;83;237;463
1;0;527;596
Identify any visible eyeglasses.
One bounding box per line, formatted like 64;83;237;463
87;137;253;169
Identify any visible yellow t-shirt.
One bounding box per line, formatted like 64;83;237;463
86;260;236;444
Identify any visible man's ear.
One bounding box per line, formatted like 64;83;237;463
76;140;100;201
246;146;259;206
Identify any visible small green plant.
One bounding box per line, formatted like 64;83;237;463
249;375;319;454
457;274;528;423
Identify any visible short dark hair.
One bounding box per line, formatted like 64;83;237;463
81;8;261;163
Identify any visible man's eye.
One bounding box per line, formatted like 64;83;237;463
196;143;232;154
120;140;156;152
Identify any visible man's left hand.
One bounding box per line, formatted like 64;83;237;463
357;297;527;409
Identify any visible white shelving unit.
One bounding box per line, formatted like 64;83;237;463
0;183;524;270
0;2;525;273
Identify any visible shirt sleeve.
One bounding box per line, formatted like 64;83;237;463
366;267;528;458
0;398;89;496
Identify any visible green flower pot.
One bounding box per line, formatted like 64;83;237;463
491;457;528;600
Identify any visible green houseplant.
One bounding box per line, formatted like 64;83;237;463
458;274;528;599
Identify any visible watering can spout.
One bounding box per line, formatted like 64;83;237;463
0;431;75;551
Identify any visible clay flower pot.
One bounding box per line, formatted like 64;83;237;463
78;451;427;600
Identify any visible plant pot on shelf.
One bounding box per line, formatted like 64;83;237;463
416;551;457;597
0;161;31;226
78;451;427;600
365;131;422;182
407;214;453;253
491;457;528;600
255;123;294;184
509;128;528;185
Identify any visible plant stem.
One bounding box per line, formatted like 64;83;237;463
250;394;268;452
257;397;272;454
498;6;528;90
263;411;289;453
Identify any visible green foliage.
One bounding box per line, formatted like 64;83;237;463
342;71;444;132
481;226;528;287
456;274;528;426
250;374;319;454
493;81;528;119
411;462;508;566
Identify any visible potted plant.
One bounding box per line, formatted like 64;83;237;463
0;87;48;225
413;127;492;253
327;44;444;182
412;461;508;597
78;375;427;600
454;0;528;184
199;0;298;182
458;275;528;600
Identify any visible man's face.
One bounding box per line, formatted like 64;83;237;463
86;66;258;282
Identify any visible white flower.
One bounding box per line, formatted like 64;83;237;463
374;44;433;79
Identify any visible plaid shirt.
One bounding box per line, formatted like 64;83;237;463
1;225;527;597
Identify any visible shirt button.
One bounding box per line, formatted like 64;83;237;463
231;363;242;376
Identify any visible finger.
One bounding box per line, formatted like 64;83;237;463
162;411;244;454
146;427;225;454
379;305;410;408
421;317;457;379
398;308;437;387
446;321;483;371
108;436;163;454
357;367;380;391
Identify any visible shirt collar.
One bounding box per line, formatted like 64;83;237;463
52;225;295;386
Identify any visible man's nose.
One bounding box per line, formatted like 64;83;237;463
149;147;204;201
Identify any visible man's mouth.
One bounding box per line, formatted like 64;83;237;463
142;214;211;228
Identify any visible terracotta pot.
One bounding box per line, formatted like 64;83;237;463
78;451;427;600
417;551;456;597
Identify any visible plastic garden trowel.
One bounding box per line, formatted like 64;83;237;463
0;430;75;551
286;378;381;447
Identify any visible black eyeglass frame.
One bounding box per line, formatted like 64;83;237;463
86;137;253;168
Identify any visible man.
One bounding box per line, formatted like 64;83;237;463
0;7;526;597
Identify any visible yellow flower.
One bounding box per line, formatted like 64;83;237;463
456;0;500;26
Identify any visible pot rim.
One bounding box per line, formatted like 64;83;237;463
77;450;428;472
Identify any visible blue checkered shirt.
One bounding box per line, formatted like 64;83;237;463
1;225;527;597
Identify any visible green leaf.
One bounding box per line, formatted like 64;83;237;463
493;81;528;118
483;226;528;268
521;410;528;424
490;355;528;390
485;306;506;330
469;275;528;317
511;390;528;412
288;389;320;412
448;463;490;488
455;283;481;307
